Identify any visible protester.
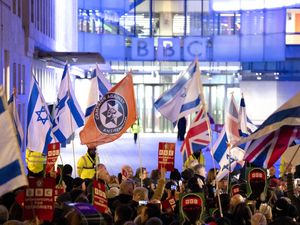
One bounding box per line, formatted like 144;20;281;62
177;117;187;141
77;146;99;179
131;119;140;144
62;164;74;192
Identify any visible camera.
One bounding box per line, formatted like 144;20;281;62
171;185;177;190
139;200;148;206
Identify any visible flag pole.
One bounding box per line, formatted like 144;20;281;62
195;59;223;217
283;144;300;174
66;63;77;177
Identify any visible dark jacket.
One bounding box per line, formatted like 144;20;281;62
287;173;300;214
268;216;300;225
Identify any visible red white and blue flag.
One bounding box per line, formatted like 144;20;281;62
180;105;210;162
225;94;240;145
239;92;300;168
244;126;300;168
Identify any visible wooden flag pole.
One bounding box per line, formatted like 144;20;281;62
195;59;223;217
283;144;300;174
66;63;77;177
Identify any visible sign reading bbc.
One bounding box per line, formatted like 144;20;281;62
131;37;207;61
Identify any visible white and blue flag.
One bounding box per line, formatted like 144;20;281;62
154;60;202;126
238;95;257;137
0;86;28;196
213;95;255;181
85;65;111;118
8;93;24;148
27;77;53;154
53;64;84;143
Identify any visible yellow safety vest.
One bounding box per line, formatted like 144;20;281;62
77;152;99;179
26;149;46;174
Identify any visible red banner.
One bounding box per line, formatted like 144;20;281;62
45;142;60;173
54;184;65;202
92;180;108;213
158;142;175;171
24;178;55;221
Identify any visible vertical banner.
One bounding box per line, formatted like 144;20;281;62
92;180;108;213
158;142;175;171
45;143;60;173
179;193;205;225
24;178;55;221
246;168;267;200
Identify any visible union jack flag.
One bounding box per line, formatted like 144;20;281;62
225;94;240;145
244;126;300;168
180;105;210;163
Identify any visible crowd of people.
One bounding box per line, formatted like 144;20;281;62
0;147;299;225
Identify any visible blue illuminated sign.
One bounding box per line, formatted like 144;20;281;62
157;38;181;61
131;38;155;60
183;37;207;61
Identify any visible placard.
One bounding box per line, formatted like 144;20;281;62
179;193;205;224
45;143;60;173
92;180;108;213
24;178;55;221
158;142;175;171
246;167;267;200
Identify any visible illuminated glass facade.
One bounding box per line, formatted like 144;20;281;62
77;0;300;132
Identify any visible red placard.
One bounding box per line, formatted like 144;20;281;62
46;142;60;173
158;142;175;171
92;180;108;213
54;184;65;202
24;178;55;221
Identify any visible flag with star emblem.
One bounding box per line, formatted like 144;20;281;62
80;73;137;147
154;60;203;126
27;76;53;154
53;65;85;144
85;64;111;118
0;86;28;196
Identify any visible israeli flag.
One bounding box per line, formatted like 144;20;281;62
53;64;84;144
154;60;202;126
85;65;111;118
27;77;53;154
8;94;24;148
0;86;28;196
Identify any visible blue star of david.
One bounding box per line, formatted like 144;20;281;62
222;154;238;171
35;106;48;125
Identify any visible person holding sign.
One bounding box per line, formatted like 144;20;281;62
77;146;99;180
